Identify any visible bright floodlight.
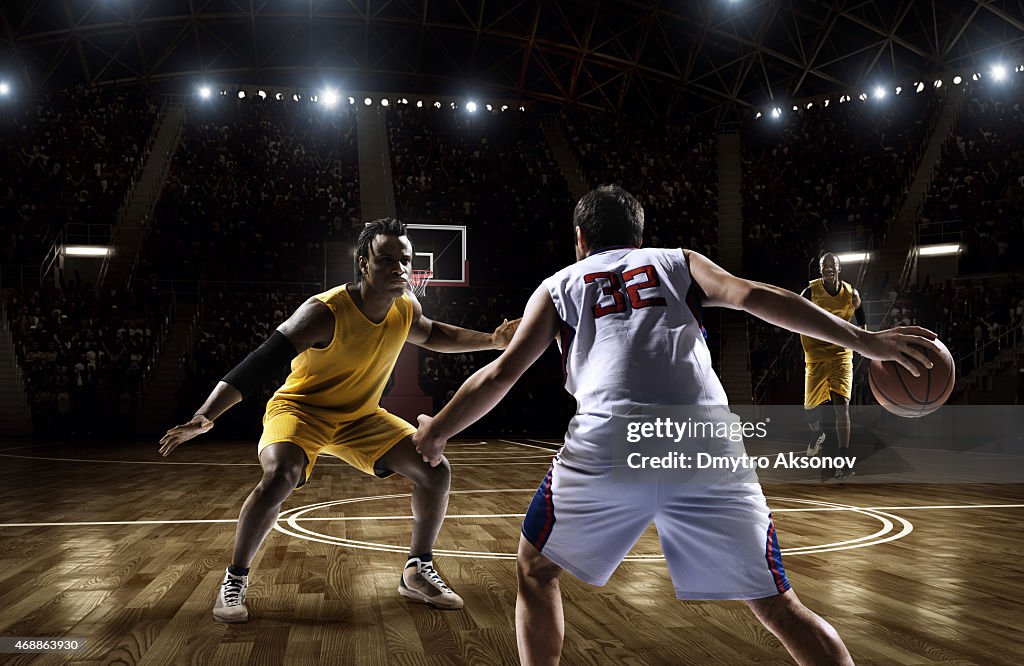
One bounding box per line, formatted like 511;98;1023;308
65;246;110;257
895;86;902;95
991;64;1008;82
835;252;869;264
0;82;9;96
952;76;962;85
257;90;267;99
466;101;478;112
933;79;943;88
237;90;246;99
916;81;926;92
348;96;355;105
292;94;300;102
755;111;762;119
823;99;830;107
873;86;886;99
434;101;441;108
321;89;339;107
918;243;961;257
381;98;389;107
364;97;372;106
859;92;868;101
198;85;211;99
770;107;781;119
416;100;423;108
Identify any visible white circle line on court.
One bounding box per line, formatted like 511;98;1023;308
270;492;926;559
2;501;1020;531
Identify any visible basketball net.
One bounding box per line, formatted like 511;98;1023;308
409;269;433;298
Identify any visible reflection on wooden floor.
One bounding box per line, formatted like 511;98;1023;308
0;438;1022;665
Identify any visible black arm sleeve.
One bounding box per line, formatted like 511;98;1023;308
221;330;298;398
854;305;866;327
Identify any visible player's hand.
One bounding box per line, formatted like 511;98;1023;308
491;318;521;349
413;414;447;467
158;414;214;456
863;326;938;377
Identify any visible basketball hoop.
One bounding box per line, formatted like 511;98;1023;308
409;269;433;297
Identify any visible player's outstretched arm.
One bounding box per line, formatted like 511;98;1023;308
685;250;935;376
406;293;521;352
413;286;558;466
158;298;333;456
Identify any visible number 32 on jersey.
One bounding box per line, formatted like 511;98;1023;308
583;264;667;318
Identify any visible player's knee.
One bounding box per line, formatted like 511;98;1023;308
517;550;560;587
259;462;303;494
418;456;450;493
745;590;803;627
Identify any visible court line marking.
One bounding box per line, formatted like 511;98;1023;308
273;494;917;558
500;439;559;451
2;501;1021;529
0;452;553;467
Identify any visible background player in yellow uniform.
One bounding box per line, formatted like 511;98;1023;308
159;218;518;622
800;252;865;479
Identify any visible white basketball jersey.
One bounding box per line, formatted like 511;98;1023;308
543;247;728;467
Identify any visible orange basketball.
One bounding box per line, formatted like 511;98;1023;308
869;337;955;417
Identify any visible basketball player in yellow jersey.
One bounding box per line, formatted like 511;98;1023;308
800;252;865;480
158;218;519;623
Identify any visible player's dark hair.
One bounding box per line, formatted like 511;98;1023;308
573;185;644;249
356;218;409;281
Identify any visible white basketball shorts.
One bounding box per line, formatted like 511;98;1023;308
522;459;791;600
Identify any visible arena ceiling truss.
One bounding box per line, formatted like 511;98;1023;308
3;1;1024;122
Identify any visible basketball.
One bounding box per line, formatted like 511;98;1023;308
869;338;955;417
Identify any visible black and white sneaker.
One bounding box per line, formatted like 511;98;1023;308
398;558;464;609
213;569;249;623
806;432;826;457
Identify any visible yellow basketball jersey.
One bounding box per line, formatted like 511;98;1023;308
269;285;414;421
800;279;855;362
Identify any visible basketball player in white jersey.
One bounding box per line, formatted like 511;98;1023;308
414;186;935;665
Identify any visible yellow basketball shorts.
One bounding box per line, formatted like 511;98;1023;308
258;403;416;487
804;357;853;408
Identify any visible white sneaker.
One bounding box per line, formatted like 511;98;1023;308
213;570;249;623
806;432;826;457
398;558;464;610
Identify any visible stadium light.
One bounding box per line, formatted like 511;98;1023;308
823;99;830;107
257;90;267;99
274;92;283;101
792;104;798;111
348;96;355;105
416;100;423;108
0;82;9;96
933;79;943;88
65;246;110;257
858;92;868;101
434;101;442;108
292;94;301;102
805;102;813;109
895;86;902;95
364;97;372;106
835;252;869;263
237;90;246;99
771;106;781;118
381;98;389;107
198;85;211;100
952;76;963;85
991;64;1008;82
918;243;961;257
873;86;886;99
466;101;478;112
755;111;762;119
485;104;493;111
501;105;508;111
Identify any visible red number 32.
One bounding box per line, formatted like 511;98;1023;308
583;265;667;319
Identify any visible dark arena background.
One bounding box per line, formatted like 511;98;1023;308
1;1;1023;664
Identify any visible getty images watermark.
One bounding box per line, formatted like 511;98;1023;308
623;416;856;473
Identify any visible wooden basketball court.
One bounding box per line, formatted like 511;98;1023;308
0;438;1021;664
